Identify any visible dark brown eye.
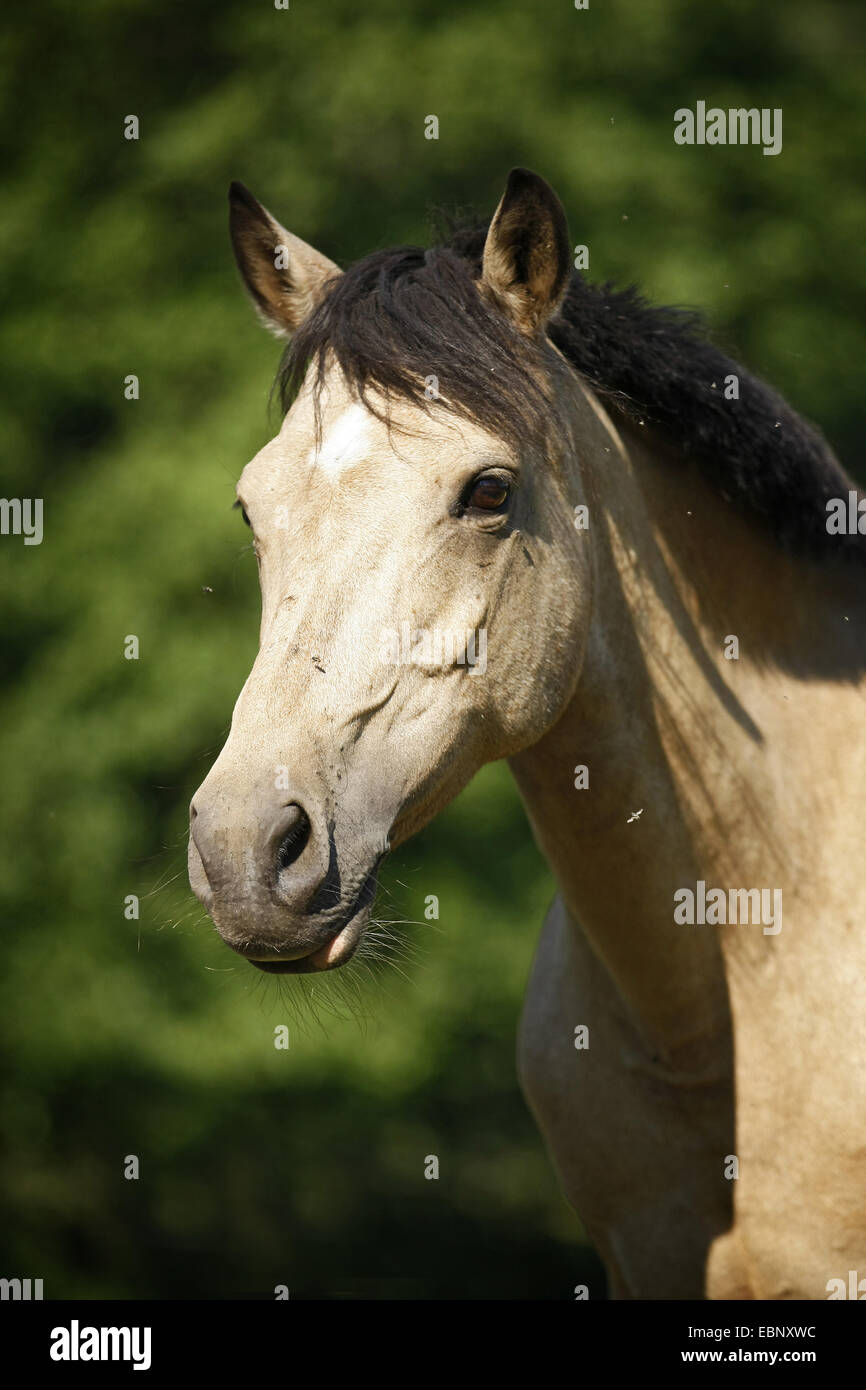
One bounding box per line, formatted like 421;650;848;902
233;499;251;527
464;475;511;512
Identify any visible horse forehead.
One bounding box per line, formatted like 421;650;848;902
307;402;377;479
255;384;504;496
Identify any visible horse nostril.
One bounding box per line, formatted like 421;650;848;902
276;805;311;875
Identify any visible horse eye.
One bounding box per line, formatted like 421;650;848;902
234;500;251;527
465;475;511;512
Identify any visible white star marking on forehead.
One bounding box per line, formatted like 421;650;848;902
307;403;373;478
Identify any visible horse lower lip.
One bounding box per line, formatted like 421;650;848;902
308;923;354;969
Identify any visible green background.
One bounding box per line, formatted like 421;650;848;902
1;0;863;1298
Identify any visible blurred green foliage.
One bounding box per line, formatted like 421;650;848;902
0;0;863;1298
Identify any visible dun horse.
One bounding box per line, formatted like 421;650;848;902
189;169;866;1299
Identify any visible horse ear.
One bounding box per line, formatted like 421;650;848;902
228;182;341;339
481;168;571;334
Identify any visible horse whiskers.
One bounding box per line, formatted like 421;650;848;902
142;866;188;897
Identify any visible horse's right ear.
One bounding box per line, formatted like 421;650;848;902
481;168;571;335
228;182;341;339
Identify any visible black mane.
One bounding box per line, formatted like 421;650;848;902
279;220;863;561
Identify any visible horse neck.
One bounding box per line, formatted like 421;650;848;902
509;386;866;1064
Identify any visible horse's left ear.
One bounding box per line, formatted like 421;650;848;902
228;181;341;339
481;168;571;335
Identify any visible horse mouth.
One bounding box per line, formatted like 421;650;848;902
248;919;360;974
244;866;380;975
